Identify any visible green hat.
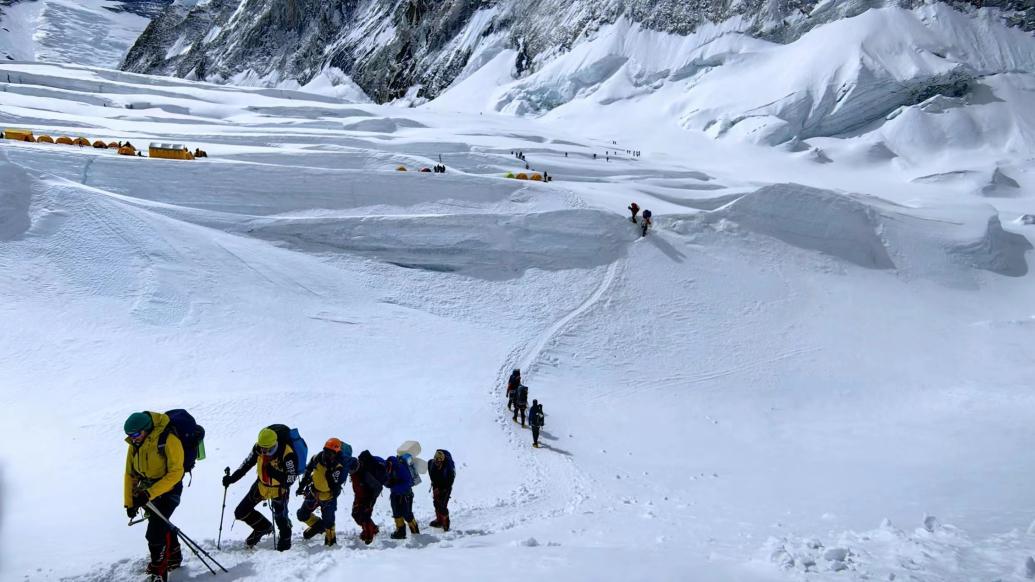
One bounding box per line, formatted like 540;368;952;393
124;412;153;435
257;427;278;448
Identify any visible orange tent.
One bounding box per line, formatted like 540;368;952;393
530;173;543;181
73;137;90;147
92;140;108;149
37;135;55;143
117;145;136;156
56;136;74;145
107;141;121;149
515;173;529;180
396;166;407;172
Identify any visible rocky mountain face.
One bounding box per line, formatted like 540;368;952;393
121;0;1033;104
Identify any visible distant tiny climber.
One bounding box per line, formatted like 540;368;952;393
529;400;545;448
506;369;521;411
641;210;652;237
628;202;640;223
513;384;529;426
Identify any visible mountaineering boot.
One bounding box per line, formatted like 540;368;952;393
146;572;168;582
245;524;273;547
441;515;450;532
303;516;325;540
244;512;273;547
390;517;407;540
407;519;420;535
324;528;336;546
429;516;443;529
276;527;292;551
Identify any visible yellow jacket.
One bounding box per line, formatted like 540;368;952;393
256;444;295;499
123;412;184;507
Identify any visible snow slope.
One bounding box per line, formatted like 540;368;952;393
0;0;161;67
0;58;1034;582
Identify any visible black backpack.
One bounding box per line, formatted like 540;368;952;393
158;409;206;475
516;385;529;406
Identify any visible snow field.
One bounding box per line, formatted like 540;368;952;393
0;36;1033;582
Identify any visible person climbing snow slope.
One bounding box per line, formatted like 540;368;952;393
222;426;299;551
296;438;354;546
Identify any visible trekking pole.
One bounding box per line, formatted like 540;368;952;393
217;467;229;550
145;502;228;575
269;500;278;549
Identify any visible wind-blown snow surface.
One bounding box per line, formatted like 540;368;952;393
0;59;1034;582
0;0;158;67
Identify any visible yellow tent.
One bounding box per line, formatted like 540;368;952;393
92;140;108;149
149;143;194;160
3;128;33;141
73;137;90;146
530;173;543;181
396;165;407;172
515;173;529;180
56;136;74;145
117;145;136;156
37;135;55;143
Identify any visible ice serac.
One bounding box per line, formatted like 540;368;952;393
709;183;896;270
123;0;1029;104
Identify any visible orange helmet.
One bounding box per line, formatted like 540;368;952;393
324;438;343;453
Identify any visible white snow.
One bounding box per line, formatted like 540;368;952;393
0;3;1034;582
0;0;153;69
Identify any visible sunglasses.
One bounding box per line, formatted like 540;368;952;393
258;444;278;455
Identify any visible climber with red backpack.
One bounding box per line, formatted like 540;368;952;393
628;202;640;223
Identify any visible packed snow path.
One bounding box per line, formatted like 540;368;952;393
0;60;1033;582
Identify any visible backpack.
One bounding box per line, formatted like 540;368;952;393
158;409;206;475
531;405;545;427
642;209;652;219
516;385;529;406
267;424;309;474
400;453;421;486
369;455;389;486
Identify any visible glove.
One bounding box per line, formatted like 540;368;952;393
131;491;149;511
295;486;306;496
127;506;138;519
222;474;233;488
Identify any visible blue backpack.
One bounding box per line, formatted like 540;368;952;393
159;409;206;475
268;424;309;474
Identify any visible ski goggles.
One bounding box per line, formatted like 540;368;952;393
258;443;279;456
127;430;146;440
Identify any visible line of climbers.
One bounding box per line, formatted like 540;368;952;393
506;368;547;448
123;410;456;582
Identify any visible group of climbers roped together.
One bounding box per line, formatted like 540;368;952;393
123;410;456;582
628;202;653;237
506;368;547;448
